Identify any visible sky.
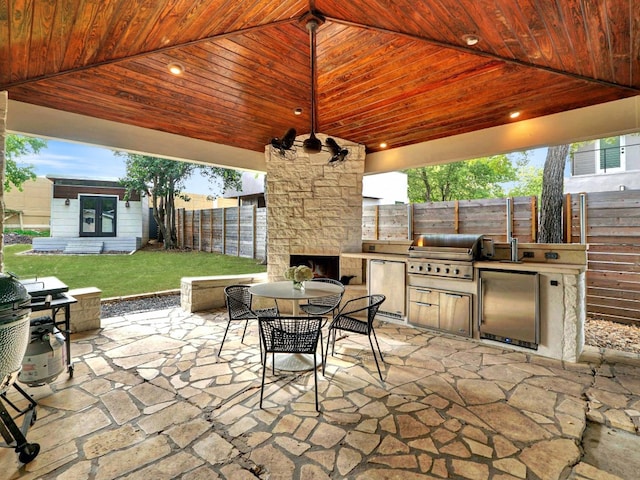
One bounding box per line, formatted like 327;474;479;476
17;139;225;196
15;138;551;196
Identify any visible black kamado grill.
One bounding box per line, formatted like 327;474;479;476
0;273;40;464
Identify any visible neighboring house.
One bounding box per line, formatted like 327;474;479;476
223;171;408;206
32;175;149;253
362;172;409;205
175;192;214;210
222;173;265;207
3;176;51;230
565;133;640;193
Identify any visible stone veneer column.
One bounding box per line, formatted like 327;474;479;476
265;135;365;283
0;91;7;270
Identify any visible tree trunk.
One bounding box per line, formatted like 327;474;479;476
539;144;570;243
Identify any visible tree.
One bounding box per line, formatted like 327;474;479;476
406;154;519;203
508;165;543;197
538;144;570;243
4;134;46;191
117;153;241;249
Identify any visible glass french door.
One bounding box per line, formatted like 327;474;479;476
80;196;117;237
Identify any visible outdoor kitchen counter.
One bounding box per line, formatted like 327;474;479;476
341;252;409;262
474;260;586;275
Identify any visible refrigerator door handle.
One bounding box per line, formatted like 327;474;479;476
478;278;484;327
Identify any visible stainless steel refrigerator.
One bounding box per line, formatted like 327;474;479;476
478;269;539;350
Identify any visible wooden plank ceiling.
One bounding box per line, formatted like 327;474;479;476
1;0;638;156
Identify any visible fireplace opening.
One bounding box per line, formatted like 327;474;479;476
290;255;339;281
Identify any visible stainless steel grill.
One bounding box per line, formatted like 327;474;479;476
407;234;484;280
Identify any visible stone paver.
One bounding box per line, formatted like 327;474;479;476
2;305;640;479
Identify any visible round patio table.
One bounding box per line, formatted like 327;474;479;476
249;280;344;371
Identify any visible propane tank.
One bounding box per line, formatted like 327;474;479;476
19;316;66;386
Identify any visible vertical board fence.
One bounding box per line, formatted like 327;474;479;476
567;190;640;325
177;206;266;260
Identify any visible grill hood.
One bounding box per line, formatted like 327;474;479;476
409;234;484;261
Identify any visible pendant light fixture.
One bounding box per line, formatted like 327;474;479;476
301;18;322;154
269;13;350;165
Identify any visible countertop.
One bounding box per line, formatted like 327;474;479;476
341;252;586;274
474;260;586;275
341;252;409;262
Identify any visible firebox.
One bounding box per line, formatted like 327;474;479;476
290;255;339;280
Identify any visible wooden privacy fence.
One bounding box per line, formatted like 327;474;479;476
363;196;539;242
177;206;266;260
178;191;640;326
566;190;640;325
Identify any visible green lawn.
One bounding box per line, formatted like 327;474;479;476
3;245;266;298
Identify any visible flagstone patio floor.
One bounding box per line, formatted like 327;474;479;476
2;306;640;479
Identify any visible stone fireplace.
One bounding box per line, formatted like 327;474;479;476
290;254;340;281
265;134;365;285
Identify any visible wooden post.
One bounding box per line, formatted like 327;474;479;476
179;209;185;248
374;205;379;240
237;206;241;257
209;209;214;252
564;193;572;243
222;208;227;254
252;204;257;259
530;195;538;242
198;210;202;251
190;211;195;249
454;200;459;233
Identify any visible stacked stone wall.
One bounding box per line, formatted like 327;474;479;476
265;134;365;284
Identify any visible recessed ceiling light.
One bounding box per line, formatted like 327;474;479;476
167;63;184;75
294;107;303;115
462;34;480;46
509;111;521;119
379;142;388;149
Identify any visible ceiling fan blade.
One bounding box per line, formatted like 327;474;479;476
282;128;297;149
325;137;341;155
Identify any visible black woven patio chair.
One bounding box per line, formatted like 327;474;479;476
324;294;386;381
221;285;278;356
299;278;345;317
258;315;325;411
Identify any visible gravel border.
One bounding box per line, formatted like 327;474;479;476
101;294;181;318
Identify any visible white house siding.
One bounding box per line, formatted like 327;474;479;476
626;142;640;170
117;200;145;238
566;134;640;193
50;197;81;237
51;196;144;238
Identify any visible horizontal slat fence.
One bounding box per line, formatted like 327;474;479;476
364;196;538;242
567;190;640;325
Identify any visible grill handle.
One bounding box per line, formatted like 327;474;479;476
478;278;484;327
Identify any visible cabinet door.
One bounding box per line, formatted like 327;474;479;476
369;260;406;317
439;292;471;336
409;301;439;328
408;287;439;328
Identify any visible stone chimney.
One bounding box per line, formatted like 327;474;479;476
265;134;364;284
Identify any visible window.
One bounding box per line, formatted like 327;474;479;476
80;196;117;237
597;137;625;173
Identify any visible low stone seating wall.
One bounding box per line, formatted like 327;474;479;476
52;286;102;333
181;274;366;315
180;273;269;313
